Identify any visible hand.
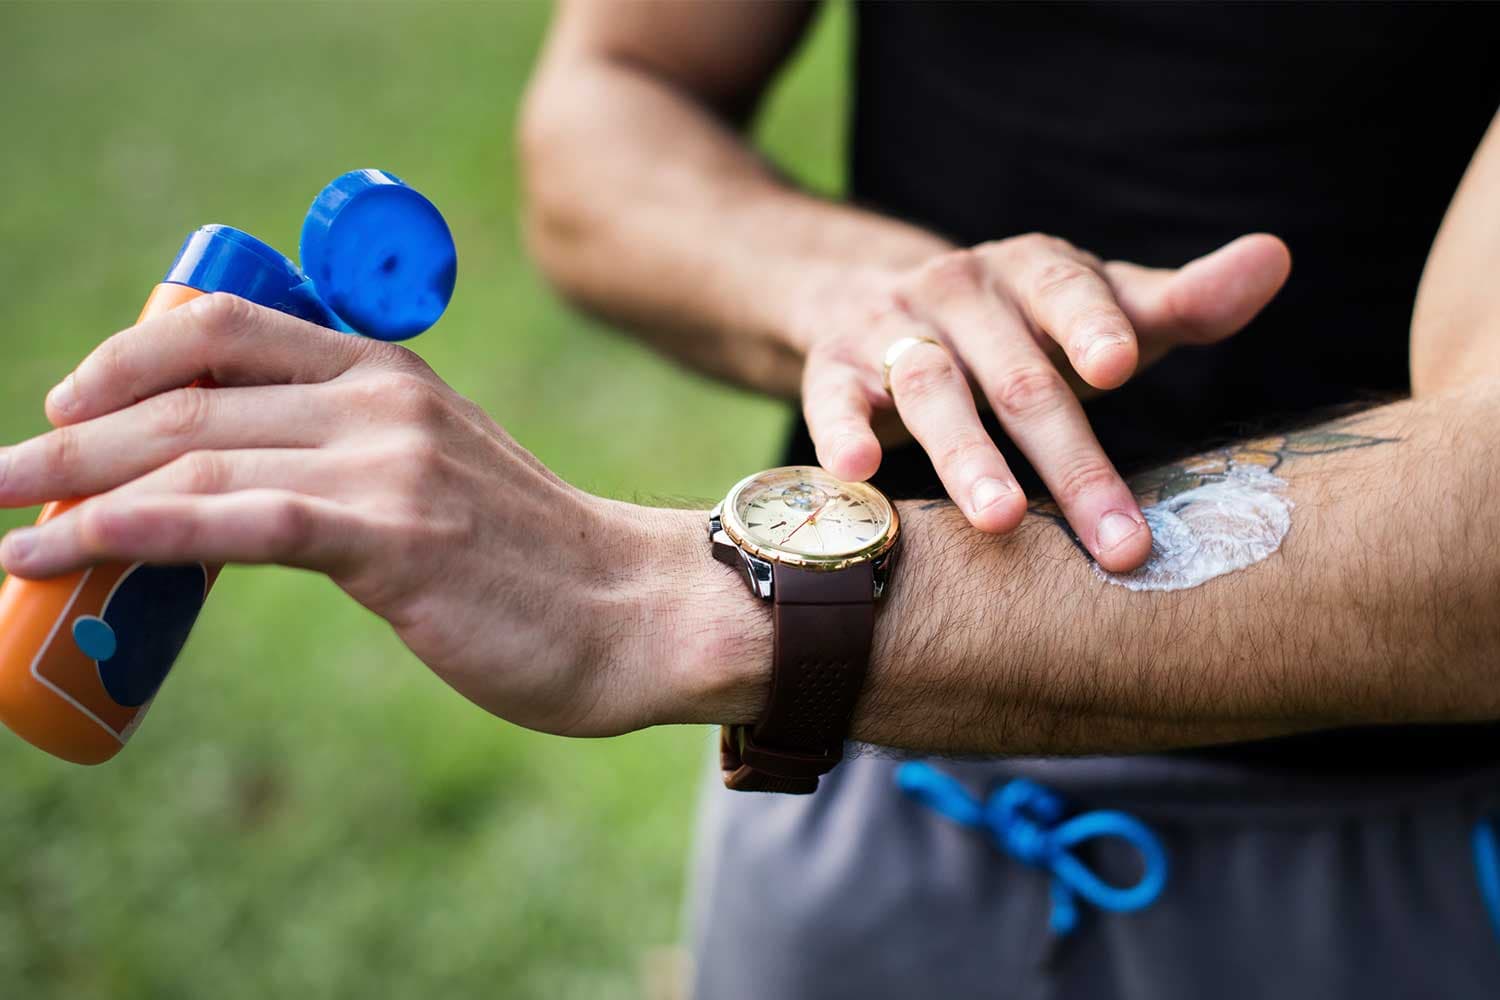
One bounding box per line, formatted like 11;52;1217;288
0;294;754;737
790;233;1291;572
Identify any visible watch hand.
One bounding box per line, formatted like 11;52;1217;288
782;499;831;543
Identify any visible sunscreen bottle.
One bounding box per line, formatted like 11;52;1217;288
0;169;457;764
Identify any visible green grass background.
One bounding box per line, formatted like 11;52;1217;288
0;3;847;996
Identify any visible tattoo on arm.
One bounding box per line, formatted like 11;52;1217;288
859;408;1434;753
1032;425;1401;542
905;413;1401;594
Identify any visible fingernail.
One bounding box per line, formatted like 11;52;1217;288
47;373;77;415
0;449;9;489
971;477;1016;514
2;527;38;565
1084;333;1129;365
1097;511;1143;552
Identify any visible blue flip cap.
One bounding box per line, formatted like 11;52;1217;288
162;169;456;341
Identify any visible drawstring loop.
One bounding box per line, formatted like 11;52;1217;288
901;768;1500;947
897;762;1169;936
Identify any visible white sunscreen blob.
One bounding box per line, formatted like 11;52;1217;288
1096;464;1293;592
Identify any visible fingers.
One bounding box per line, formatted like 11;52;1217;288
45;292;388;426
1104;233;1291;348
920;286;1151;572
801;351;883;482
103;448;356;502
0;490;365;579
0;385;339;507
877;312;1028;533
979;239;1140;391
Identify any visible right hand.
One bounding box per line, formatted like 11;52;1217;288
791;233;1291;572
0;295;700;739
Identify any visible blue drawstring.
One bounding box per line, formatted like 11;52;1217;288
900;768;1500;944
896;762;1168;936
1476;816;1500;942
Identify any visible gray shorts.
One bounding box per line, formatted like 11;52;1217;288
688;748;1500;999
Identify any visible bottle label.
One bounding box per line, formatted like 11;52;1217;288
31;561;208;742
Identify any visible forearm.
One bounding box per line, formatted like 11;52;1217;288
1412;108;1500;395
672;385;1500;754
519;9;947;397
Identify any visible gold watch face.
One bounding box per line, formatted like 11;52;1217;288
720;466;898;569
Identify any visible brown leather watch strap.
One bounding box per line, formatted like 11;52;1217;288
721;561;875;794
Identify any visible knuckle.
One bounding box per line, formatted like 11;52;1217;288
1031;260;1093;300
372;371;446;423
912;249;981;300
863;292;908;329
266;494;312;554
175;450;225;492
76;504;119;552
1053;456;1121;504
151;388;212;438
992;232;1062;259
805;336;858;380
890;350;960;401
190;292;257;337
403;435;448;479
376;434;451;513
805;336;842;366
932;431;988;472
992;365;1067;420
40;426;79;477
87;338;130;393
334;373;386;412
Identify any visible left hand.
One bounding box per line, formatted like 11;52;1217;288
787;233;1290;569
0;293;748;737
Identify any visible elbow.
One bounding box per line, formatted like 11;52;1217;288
516;83;602;310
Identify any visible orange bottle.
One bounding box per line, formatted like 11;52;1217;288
0;284;217;763
0;170;456;763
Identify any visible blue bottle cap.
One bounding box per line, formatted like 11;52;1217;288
164;225;341;330
298;170;457;342
162;169;456;341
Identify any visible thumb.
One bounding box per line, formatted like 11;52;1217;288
1104;233;1291;346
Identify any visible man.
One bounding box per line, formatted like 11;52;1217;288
0;2;1497;998
515;1;1500;996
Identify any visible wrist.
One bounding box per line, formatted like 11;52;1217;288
602;502;771;729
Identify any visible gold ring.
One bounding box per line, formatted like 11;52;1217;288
881;336;946;395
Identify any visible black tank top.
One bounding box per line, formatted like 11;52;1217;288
780;1;1500;771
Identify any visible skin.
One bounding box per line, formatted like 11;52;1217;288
2;16;1499;756
0;299;1497;754
519;0;1293;571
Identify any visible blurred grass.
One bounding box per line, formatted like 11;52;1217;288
0;2;847;997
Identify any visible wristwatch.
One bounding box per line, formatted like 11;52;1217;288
709;466;900;794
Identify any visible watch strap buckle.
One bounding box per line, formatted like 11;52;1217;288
719;724;840;794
